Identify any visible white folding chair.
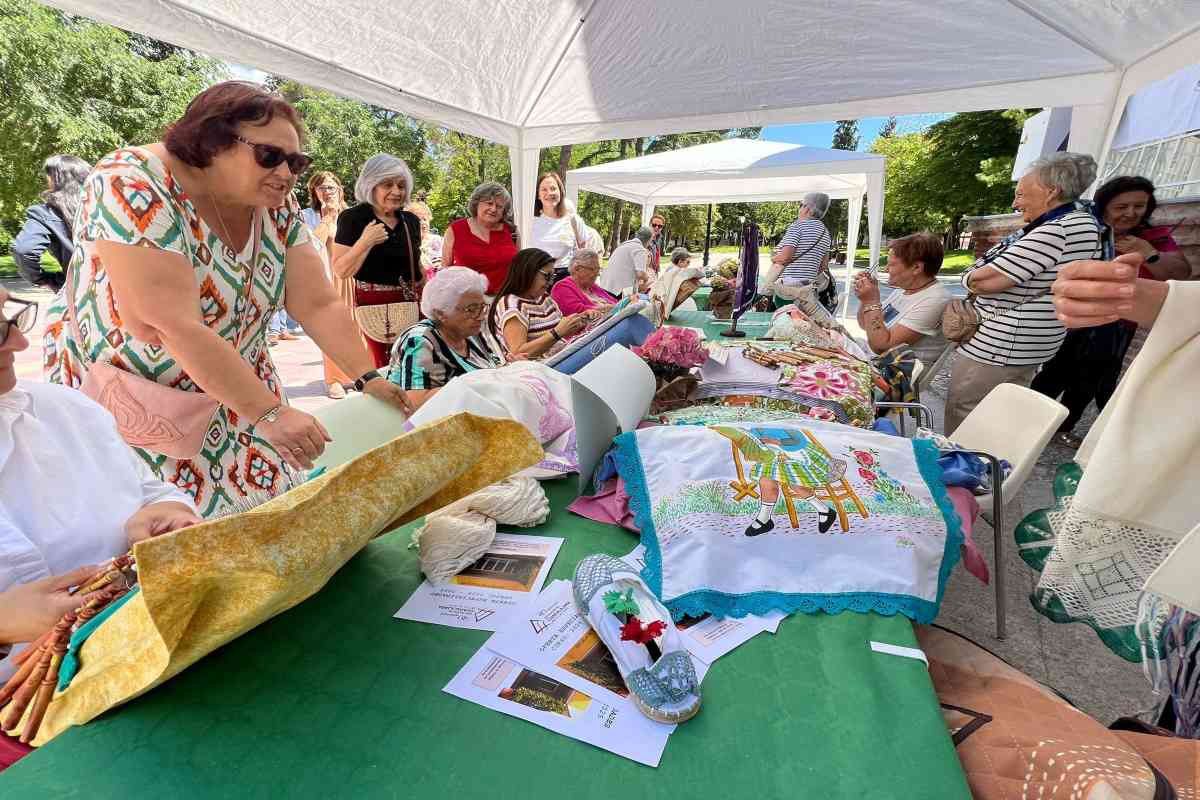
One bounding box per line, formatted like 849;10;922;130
912;343;955;400
950;384;1068;639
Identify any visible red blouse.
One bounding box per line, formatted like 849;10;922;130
448;218;518;294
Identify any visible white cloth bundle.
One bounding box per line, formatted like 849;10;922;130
645;266;703;326
411;476;550;583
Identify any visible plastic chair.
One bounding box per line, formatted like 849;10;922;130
311;393;410;471
950;384;1068;639
913;343;955;400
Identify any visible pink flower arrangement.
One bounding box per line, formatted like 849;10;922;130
633;327;708;371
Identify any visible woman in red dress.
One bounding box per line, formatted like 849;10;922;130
441;181;518;296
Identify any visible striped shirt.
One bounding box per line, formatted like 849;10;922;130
495;293;563;343
959;208;1101;367
388;321;496;390
777;218;832;284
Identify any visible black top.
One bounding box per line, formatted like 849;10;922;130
334;203;422;286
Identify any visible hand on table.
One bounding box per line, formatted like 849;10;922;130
363;376;415;414
0;566;101;644
125;501;202;547
258;406;333;470
1051;253;1141;328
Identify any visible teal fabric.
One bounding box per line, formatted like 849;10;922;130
615;431;963;625
666;309;773;341
1;480;968;799
57;587;140;691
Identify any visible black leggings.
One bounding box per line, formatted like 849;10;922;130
1030;323;1136;434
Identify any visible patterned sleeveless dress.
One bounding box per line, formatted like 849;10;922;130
43;147;309;518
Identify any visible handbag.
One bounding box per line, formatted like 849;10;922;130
941;296;982;343
63;215;266;459
354;216;420;344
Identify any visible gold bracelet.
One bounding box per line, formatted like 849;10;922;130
861;303;883;314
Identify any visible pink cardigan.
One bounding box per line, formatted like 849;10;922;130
550;277;618;315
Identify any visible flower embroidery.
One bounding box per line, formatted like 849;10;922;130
789;362;855;399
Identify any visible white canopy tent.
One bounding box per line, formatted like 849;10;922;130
565;138;886;292
38;0;1200;243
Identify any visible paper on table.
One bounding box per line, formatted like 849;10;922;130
676;610;785;663
394;534;563;631
444;647;672;768
486;580;708;709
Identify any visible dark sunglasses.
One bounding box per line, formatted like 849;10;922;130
1;297;37;345
651;223;664;229
234;135;312;175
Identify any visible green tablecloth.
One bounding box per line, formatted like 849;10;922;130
2;480;967;798
691;286;711;310
667;308;774;340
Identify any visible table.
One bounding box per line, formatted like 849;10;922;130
2;479;967;799
667;309;774;341
691;286;711;310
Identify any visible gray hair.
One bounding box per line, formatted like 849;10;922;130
569;248;601;269
1024;152;1098;203
634;225;654;245
354;153;413;206
801;192;831;220
419;266;488;319
467;182;512;218
670;247;691;265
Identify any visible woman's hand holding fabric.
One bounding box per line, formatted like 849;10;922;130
257;407;333;470
125;501;202;547
1052;254;1143;328
362;377;415;414
852;271;880;304
0;566;101;644
554;313;589;338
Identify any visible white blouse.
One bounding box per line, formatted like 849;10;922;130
0;381;194;678
531;214;580;273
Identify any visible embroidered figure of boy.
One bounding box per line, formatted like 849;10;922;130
712;425;840;537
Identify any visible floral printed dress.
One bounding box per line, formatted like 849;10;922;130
43;147;309;518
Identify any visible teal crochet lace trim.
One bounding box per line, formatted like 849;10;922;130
612;433;963;624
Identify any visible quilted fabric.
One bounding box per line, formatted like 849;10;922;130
918;625;1164;799
20;412;541;746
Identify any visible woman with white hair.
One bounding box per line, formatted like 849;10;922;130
441;181;519;296
762;192;834;311
333;153;423;368
388;266;499;408
944;151;1103;434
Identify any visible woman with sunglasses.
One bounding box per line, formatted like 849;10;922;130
43;81;412;520
487;248;592;359
388;267;500;409
332;154;424;369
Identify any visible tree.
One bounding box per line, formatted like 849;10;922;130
878;116;898;139
869;132;948;235
831;120;860;151
0;2;224;230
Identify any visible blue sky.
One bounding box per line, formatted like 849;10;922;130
764;113;952;150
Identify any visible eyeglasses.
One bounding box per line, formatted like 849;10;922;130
537;269;555;280
456;302;487;317
1;297;37;345
651;223;664;230
234;135;312;175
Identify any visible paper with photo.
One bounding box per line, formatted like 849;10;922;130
486;580;709;708
444;647;672;767
394;534;562;631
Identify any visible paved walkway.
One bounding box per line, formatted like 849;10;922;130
4;275;1155;725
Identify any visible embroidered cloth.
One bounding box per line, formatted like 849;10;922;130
612;419;961;622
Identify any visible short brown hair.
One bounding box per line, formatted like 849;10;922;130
306;171;343;215
889;233;944;277
164;81;305;168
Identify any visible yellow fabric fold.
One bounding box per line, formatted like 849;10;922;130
29;412;541;745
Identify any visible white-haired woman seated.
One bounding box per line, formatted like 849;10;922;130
387;267;501;409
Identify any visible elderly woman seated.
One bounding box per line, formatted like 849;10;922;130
0;286;200;688
852;233;951;369
388;267;500;408
550;249;618;316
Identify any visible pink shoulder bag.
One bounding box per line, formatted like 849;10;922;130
65;216;263;459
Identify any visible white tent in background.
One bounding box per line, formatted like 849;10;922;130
565;138;885;291
37;1;1200;242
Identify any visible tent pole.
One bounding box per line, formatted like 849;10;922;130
703;203;713;266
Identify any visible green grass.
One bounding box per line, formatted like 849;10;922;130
0;253;60;280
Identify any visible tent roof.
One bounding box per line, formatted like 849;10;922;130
40;0;1200;148
565;138;885;205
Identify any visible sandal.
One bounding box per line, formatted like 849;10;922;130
1053;431;1083;449
572;554;701;724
